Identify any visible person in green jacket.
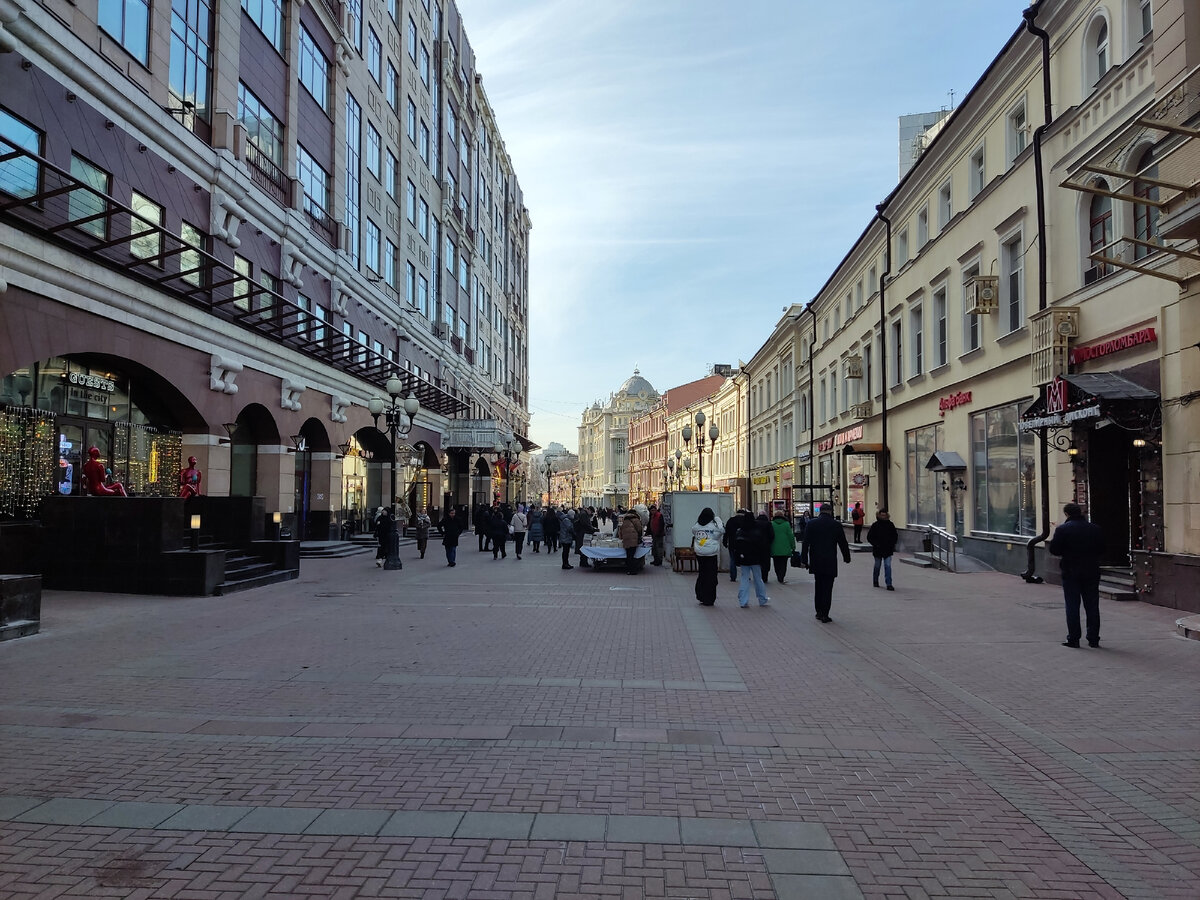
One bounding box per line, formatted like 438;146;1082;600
769;509;797;583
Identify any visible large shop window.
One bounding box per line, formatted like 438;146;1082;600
970;403;1036;536
905;424;943;527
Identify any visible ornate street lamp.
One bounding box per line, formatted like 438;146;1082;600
368;377;419;570
494;435;518;505
692;410;718;492
543;458;554;505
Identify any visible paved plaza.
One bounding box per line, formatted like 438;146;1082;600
0;542;1197;899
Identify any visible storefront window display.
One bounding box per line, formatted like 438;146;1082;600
0;357;181;518
905;424;944;528
971;403;1036;536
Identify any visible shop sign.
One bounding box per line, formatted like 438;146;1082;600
68;387;111;405
1069;327;1156;365
780;468;793;482
938;390;972;417
67;372;116;393
1018;404;1101;430
817;424;863;453
851;473;869;487
751;475;772;485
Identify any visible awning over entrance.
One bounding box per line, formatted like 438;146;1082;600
926;451;968;471
1019;373;1159;431
842;442;884;455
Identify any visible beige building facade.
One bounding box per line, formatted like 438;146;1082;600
576;371;659;509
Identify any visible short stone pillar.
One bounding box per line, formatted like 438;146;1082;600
0;574;42;640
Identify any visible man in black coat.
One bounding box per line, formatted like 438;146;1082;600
800;504;851;623
1048;503;1104;648
440;506;465;567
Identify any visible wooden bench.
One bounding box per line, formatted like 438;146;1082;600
672;547;698;572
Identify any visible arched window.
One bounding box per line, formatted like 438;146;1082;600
1084;16;1113;89
1088;180;1113;282
1132;146;1160;260
1095;21;1110;81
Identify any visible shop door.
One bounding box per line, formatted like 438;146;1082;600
57;419;114;496
1086;427;1131;567
294;448;312;540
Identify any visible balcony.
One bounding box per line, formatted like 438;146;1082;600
244;142;289;207
0;140;467;416
303;197;338;250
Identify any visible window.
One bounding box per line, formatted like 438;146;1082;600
962;264;981;352
971;404;1037;536
238;83;284;167
407;17;417;60
68;155;111;239
405;179;416;223
906;424;944;528
406;262;416;306
419;43;430;87
819;378;827;422
385;151;397;198
417;274;429;316
298;28;330;111
917;207;929;248
419;121;430;165
387;63;399;111
1095;21;1109;82
242;0;283;50
366;124;381;180
458;255;468;290
910;303;923;376
385;240;397;288
896;228;910;266
1002;235;1024;333
365;218;380;272
345;0;362;51
0;109;41;199
834;307;841;332
969;145;986;199
938;181;952;229
169;0;214;124
130;192;163;264
367;28;381;84
1007;102;1028;165
406;98;416;143
344;93;361;267
863;343;873;400
1088;181;1113;282
890;319;902;386
297;145;331;218
418;197;429;240
445;236;455;273
1133;146;1160;260
98;0;150;64
180;222;205;287
233;254;252;311
932;286;948;368
1139;0;1152;38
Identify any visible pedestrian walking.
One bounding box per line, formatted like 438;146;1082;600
412;507;432;559
510;505;528;559
490;508;509;559
1048;503;1104;648
648;504;666;566
756;511;773;582
729;509;770;608
557;507;575;569
769;509;797;583
528;506;544;553
691;507;724;605
724;508;749;582
374;508;394;568
475;505;490;552
851;502;865;543
800;504;852;623
618;508;644;575
866;509;898;590
441;506;464;566
574;507;595;568
544;506;560;553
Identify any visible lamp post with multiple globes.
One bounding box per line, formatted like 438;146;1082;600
368;378;419;571
682;410;719;492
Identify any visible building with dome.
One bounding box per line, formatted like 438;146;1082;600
577;370;659;508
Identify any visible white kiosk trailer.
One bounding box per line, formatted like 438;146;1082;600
661;491;736;571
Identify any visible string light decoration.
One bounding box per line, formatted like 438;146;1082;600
0;407;57;519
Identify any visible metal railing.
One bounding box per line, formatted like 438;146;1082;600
923;524;958;573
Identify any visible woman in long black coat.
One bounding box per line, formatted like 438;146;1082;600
489;508;509;559
374;509;394;568
543;508;560;552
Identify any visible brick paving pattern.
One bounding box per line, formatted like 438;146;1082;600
0;543;1196;898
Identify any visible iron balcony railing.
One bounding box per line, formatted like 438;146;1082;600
0;138;466;417
244;141;289;207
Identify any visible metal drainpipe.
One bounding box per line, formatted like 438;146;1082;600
875;205;892;513
807;302;817;516
1022;0;1053;583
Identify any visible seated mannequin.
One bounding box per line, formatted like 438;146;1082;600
178;456;203;499
82;447;127;497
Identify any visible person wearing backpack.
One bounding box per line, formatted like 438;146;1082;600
730;509;770;608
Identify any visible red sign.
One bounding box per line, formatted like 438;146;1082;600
1069;327;1157;365
938;390;972;417
817;424;863;453
1046;377;1067;414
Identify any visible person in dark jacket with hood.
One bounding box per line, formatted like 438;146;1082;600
800;504;851;623
556;507;575;569
475;505;491;552
1048;503;1104;648
544;506;560;553
440;506;465;566
528;506;545;553
866;509;898;590
374;508;395;568
489;507;509;559
729;509;770;608
769;509;797;584
573;507;595;567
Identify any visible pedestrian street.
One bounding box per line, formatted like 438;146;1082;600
0;543;1196;899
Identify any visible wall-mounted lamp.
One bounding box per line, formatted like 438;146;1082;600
218;422;239;445
941;477;967;492
337;441;352;458
1132;438;1148;449
288;435;306;453
189;514;202;552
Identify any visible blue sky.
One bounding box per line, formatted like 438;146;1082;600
457;0;1031;452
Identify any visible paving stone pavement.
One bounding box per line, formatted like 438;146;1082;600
0;542;1197;898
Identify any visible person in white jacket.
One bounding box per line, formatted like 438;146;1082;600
691;507;725;606
509;505;528;560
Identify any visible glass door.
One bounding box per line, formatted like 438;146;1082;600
57;419;114;495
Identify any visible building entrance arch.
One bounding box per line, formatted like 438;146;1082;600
229;403;280;497
295;418;332;541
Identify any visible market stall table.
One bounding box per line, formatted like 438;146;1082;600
578;545;651;572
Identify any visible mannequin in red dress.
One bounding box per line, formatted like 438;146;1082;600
178;456;203;498
82;447;128;497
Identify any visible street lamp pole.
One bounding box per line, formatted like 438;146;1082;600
543;459;554;506
368;378;419;571
691;410;718;492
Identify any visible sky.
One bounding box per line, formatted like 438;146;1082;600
456;0;1032;453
